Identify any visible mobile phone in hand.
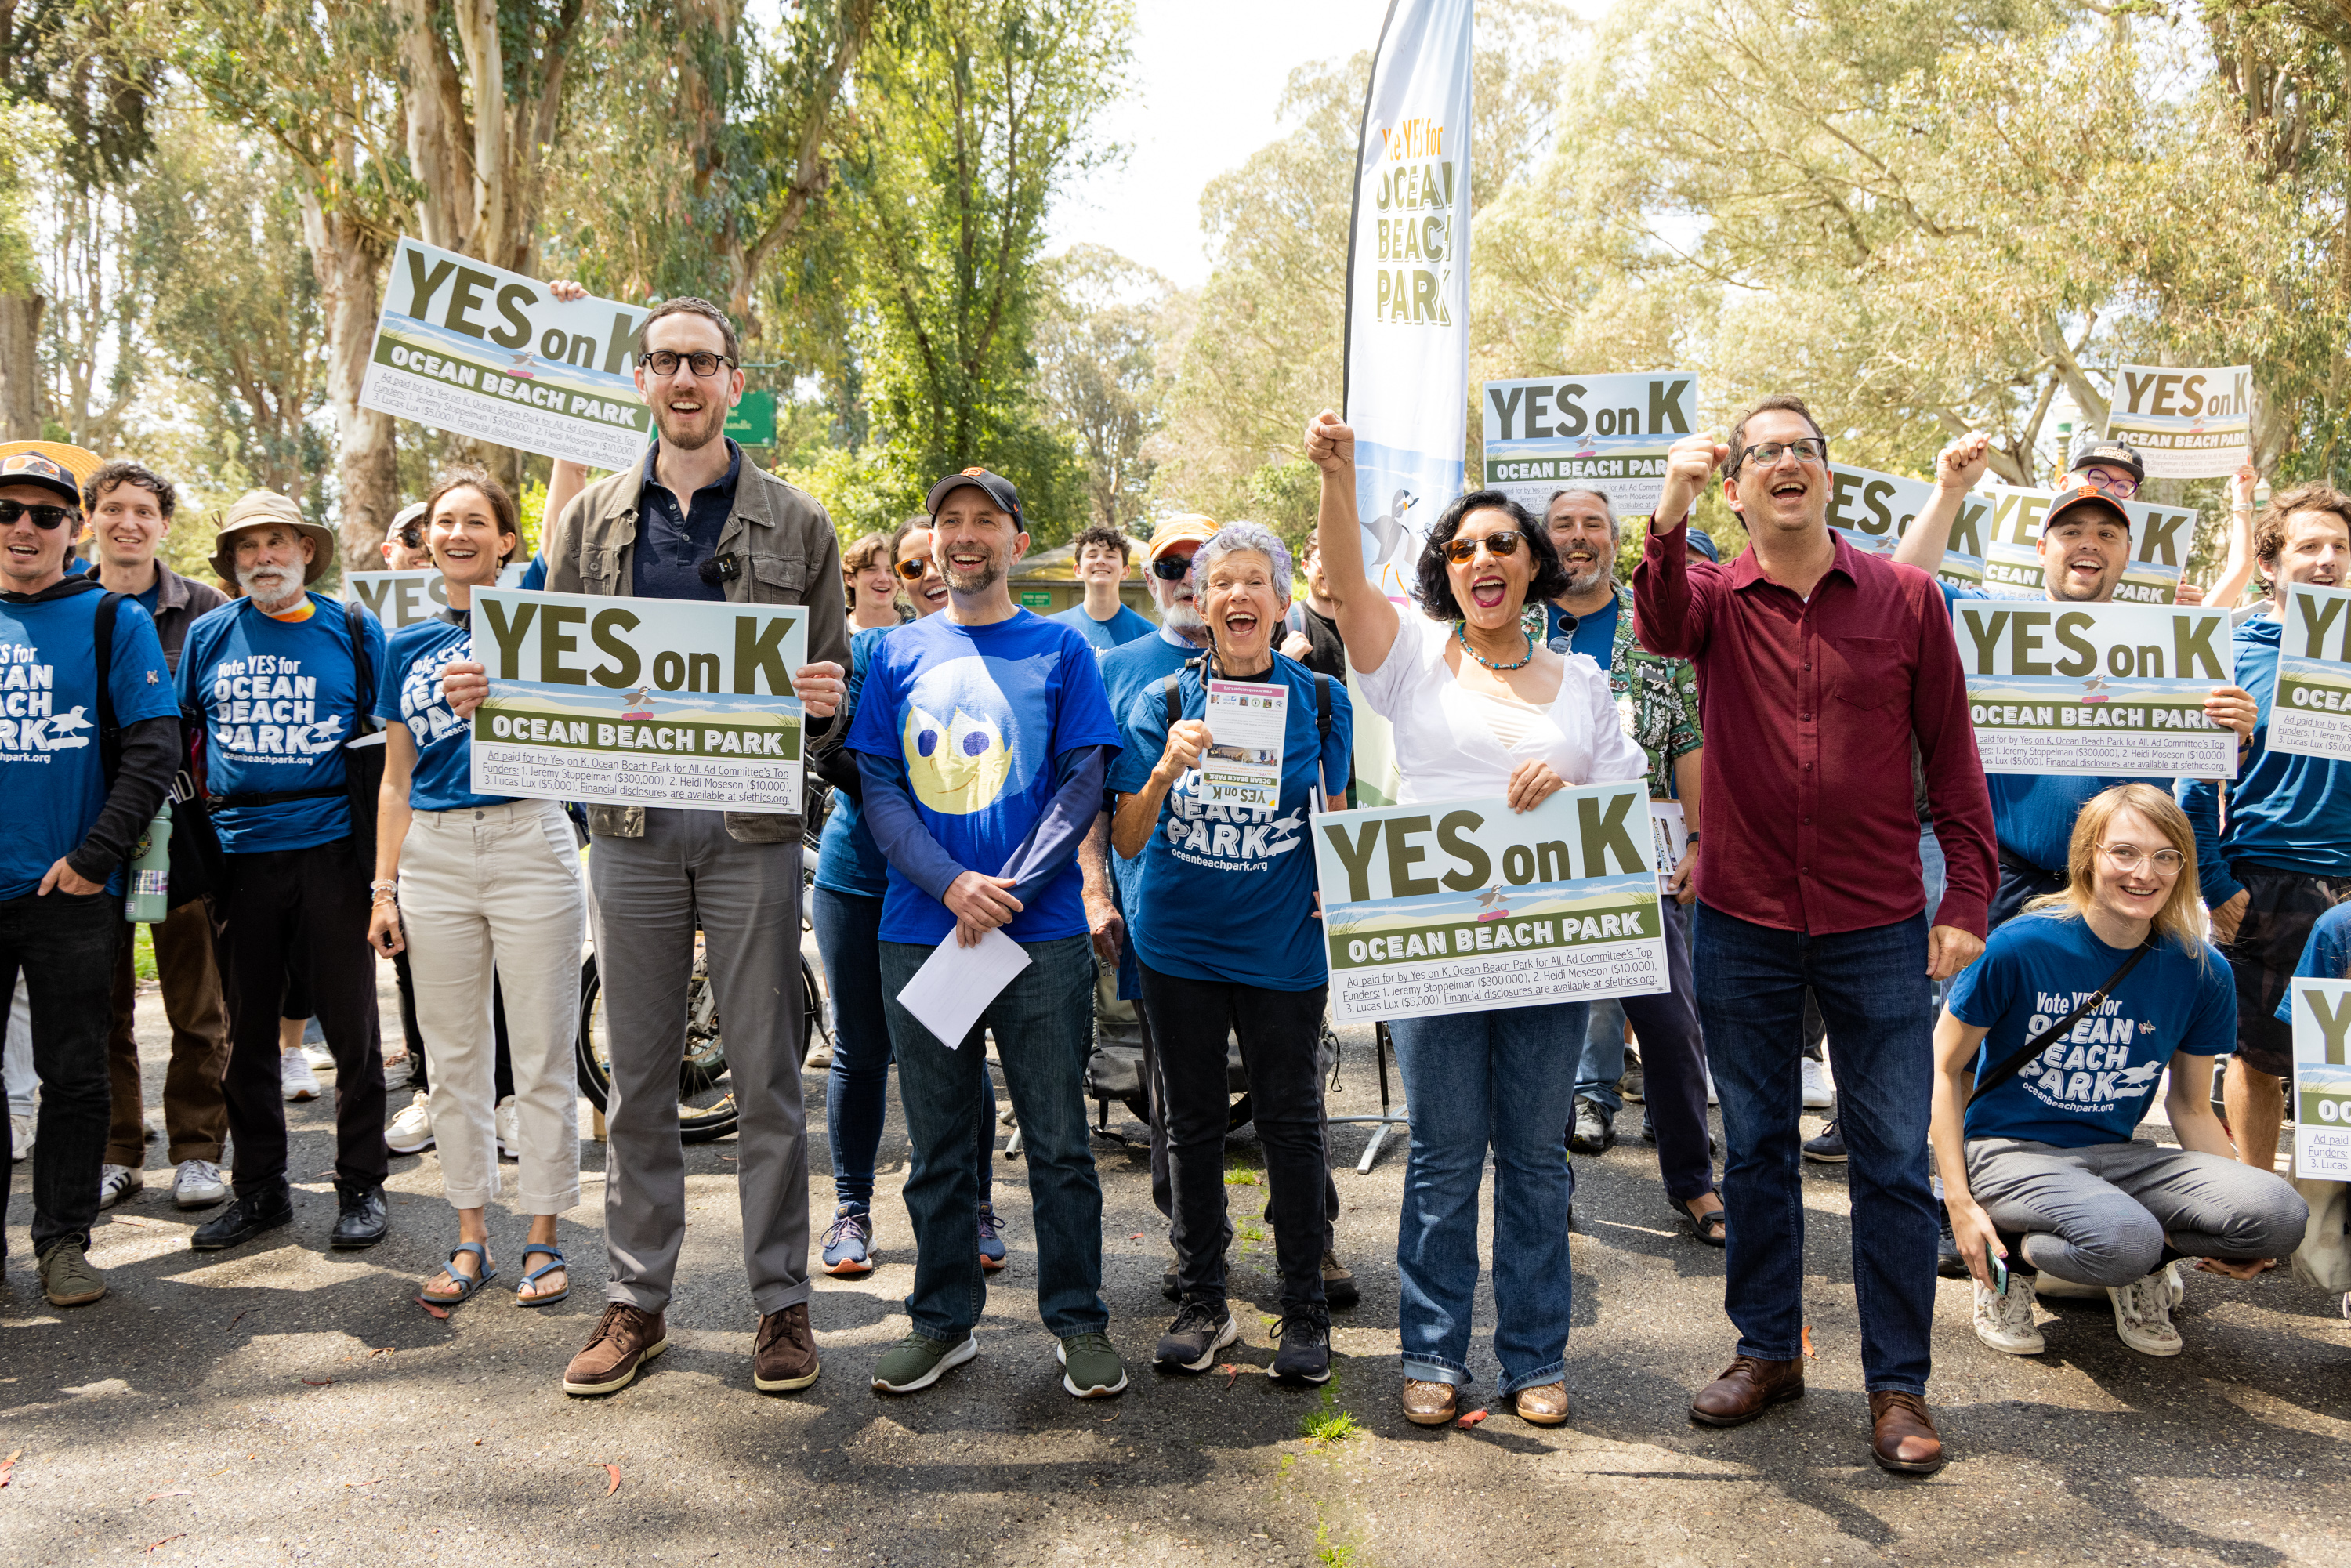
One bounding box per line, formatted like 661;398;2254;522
1987;1248;2009;1295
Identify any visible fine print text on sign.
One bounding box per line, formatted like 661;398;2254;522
2105;363;2254;480
345;566;528;632
1481;372;1699;518
1977;482;2193;605
360;237;650;470
1311;781;1668;1026
1954;600;2235;778
2268;582;2351;763
2289;978;2351;1181
1199;679;1287;809
1824;462;1987;589
466;588;806;813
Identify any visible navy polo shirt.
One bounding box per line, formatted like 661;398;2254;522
631;439;741;602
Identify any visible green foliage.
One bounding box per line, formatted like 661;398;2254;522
1299;1385;1359;1444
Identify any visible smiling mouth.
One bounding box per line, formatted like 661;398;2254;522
1223;610;1259;638
1769;478;1807;501
1469;574;1507;609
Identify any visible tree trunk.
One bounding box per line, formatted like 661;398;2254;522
0;286;43;440
302;197;399;574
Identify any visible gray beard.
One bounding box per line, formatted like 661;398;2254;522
1559;556;1609;596
238;565;303;611
944;560;1003;596
1163;599;1206;637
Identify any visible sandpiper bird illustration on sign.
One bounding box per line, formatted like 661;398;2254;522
1474;885;1512;922
2081;674;2112;703
506;349;540;379
1362;490;1417;564
619;685;658;721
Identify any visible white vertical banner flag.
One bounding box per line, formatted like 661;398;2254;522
1342;0;1474;806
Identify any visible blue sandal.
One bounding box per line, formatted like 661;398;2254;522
420;1241;497;1307
515;1244;569;1307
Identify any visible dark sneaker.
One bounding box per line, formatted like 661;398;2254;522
38;1239;105;1307
752;1302;820;1392
190;1182;295;1251
820;1204;874;1276
563;1304;668;1396
329;1181;388;1249
1154;1299;1239;1374
976;1201;1006;1272
1801;1119;1848;1164
1058;1331;1127;1398
1320;1249;1359;1311
872;1330;977;1394
1270;1308;1331;1387
1569;1097;1616;1156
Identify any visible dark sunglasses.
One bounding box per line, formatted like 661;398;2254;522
1149;552;1196;581
1440;530;1523;566
893;556;933;581
0;499;76;531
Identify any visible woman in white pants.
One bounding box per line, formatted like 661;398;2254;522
368;466;585;1306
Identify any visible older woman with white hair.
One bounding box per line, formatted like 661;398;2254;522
1110;520;1354;1389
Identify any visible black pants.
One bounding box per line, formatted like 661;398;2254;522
1623;898;1715;1202
0;889;120;1258
1139;964;1328;1313
212;841;387;1195
2222;860;2351;1078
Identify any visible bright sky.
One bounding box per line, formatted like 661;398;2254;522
1048;0;1387;288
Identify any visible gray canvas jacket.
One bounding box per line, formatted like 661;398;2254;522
144;561;230;674
538;447;852;842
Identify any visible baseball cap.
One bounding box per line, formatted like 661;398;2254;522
2041;483;2132;534
1685;527;1721;563
924;467;1023;525
0;448;85;507
2067;436;2144;485
1145;514;1218;562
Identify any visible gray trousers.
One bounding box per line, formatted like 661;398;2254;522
1965;1135;2309;1286
591;809;810;1316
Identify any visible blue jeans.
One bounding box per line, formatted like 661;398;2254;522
811;887;992;1211
1693;903;1937;1395
1574;999;1629;1114
879;934;1106;1341
1389;999;1587;1395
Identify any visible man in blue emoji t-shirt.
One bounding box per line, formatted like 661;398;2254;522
847;467;1125;1403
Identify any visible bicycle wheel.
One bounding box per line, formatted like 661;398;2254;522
800;951;831;1070
575;947;741;1144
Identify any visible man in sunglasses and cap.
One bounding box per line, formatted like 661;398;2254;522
847;465;1128;1401
0;447;179;1307
443;294;848;1400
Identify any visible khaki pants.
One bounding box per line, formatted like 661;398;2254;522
107;899;231;1167
400;799;585;1215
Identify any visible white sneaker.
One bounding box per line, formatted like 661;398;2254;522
803;1038;835;1070
302;1044;335;1074
382;1051;413;1092
8;1110;31;1164
97;1162;144;1210
281;1051;322;1103
1800;1058;1834;1109
1971;1276;2045;1355
2108;1273;2184;1356
172;1157;228;1208
2163;1259;2185;1309
494;1095;520;1160
385;1091;435;1154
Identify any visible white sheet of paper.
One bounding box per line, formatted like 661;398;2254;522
1200;679;1288;809
895;927;1033;1049
1648;801;1686;894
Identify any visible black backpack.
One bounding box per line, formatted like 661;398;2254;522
1158;658;1341;803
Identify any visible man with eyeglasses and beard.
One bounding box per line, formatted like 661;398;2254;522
443;295;849;1400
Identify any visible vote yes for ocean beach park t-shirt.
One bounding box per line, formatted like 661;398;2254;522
0;585;176;900
1109;656;1353;992
846;609;1122;946
1947;910;2235;1148
179;592;389;853
375;614;513;813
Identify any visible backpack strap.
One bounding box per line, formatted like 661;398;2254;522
344;599;379;737
93;591;123;785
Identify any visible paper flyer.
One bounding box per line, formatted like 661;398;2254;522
1481;371;1700;520
2288;977;2351;1181
1953;599;2235;777
2104;363;2254;480
2266;582;2351;763
1199;679;1288;809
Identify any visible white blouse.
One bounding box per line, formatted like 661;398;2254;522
1350;613;1647;804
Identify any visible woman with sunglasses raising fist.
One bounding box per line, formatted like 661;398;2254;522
1303;410;1646;1431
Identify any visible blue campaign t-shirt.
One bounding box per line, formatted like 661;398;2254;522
179;593;388;853
1052;601;1154;656
815;625;898;901
1108;655;1351;991
1948;911;2235;1147
2279;903;2351;1023
374;613;512;813
1098;630;1201;997
1542;596;1619;664
846;609;1123;944
519;553;549;592
0;585;176;900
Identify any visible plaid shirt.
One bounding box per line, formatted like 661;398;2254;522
1538;581;1701;799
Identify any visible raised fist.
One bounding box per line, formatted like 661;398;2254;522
1656;432;1730;528
1304;410;1354;473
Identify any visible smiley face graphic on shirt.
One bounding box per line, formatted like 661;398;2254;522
898;653;1044;816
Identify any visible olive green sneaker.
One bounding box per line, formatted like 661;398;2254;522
871;1331;977;1395
1056;1331;1127;1399
38;1239;105;1308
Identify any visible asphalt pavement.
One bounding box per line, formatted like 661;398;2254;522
5;976;2349;1566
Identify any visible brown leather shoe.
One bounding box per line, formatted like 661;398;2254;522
1867;1390;1947;1475
752;1302;821;1392
1512;1382;1570;1426
1688;1354;1805;1427
1400;1379;1458;1426
562;1303;668;1396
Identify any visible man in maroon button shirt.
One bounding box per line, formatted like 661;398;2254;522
1632;393;1996;1476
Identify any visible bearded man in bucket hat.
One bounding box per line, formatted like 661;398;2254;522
176;491;393;1255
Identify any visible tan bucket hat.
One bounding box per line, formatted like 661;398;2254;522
208;490;339;587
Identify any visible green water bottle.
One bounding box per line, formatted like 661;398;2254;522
125;800;172;924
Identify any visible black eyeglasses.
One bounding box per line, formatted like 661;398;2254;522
1149;552;1197;581
0;499;75;531
2075;466;2139;500
1440;530;1523;566
639;349;736;378
893;556;933;581
1737;438;1828;469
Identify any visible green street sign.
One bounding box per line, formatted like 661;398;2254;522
726;390;778;447
1020;590;1052;608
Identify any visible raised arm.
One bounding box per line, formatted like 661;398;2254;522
2193;465;2262;610
1303;410;1401;674
1891;433;1992;574
1631;432;1728;660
